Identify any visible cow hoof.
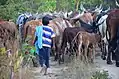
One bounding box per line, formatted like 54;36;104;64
101;56;106;60
54;58;57;61
107;61;113;65
116;61;119;67
112;57;115;61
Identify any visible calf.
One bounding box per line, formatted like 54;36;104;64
75;31;101;63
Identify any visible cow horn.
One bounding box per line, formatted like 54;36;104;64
68;11;73;15
96;5;98;9
115;0;119;7
82;4;86;11
80;3;86;11
104;6;110;13
80;3;83;11
98;4;102;10
64;12;68;18
71;13;81;20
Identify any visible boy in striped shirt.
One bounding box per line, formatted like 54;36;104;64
34;15;55;75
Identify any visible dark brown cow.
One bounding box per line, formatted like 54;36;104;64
58;12;100;63
59;25;100;64
106;9;119;67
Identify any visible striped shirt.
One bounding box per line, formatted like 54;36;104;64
42;26;55;48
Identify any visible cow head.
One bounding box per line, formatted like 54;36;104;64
93;4;103;15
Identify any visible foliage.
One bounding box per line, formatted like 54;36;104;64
21;36;37;68
0;0;117;22
91;70;109;79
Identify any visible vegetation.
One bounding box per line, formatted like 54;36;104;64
0;0;117;78
0;35;35;79
91;70;109;79
0;0;118;22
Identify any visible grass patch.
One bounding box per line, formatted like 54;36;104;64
91;70;109;79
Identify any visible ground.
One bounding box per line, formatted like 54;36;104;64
31;49;119;79
95;57;119;79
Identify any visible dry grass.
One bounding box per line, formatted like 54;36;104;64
0;55;11;79
13;67;34;79
57;55;96;79
58;48;109;79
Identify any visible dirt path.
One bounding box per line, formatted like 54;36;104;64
31;55;119;79
95;57;119;79
31;57;71;79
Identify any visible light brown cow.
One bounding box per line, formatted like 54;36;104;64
75;31;101;63
23;19;42;44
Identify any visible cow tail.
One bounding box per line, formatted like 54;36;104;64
71;32;80;45
24;24;29;41
106;27;109;42
61;29;67;49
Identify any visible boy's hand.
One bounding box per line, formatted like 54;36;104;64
52;45;55;51
32;41;35;46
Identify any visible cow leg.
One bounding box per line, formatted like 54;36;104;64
84;45;88;63
88;47;92;63
115;40;119;67
101;41;107;60
78;43;82;60
90;45;95;63
104;43;108;58
107;39;117;64
103;43;107;60
58;46;65;64
112;51;116;60
54;44;59;61
107;44;113;64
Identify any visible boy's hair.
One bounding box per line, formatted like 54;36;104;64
42;15;52;26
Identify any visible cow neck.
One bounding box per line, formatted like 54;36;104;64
53;20;64;32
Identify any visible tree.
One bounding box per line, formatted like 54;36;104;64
75;0;80;11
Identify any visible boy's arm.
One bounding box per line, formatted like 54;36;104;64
51;29;56;49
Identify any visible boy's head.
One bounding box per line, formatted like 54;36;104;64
42;15;53;26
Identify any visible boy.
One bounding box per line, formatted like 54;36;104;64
34;15;55;74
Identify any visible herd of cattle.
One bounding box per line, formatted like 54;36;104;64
1;3;119;67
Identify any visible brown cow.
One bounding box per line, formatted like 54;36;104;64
69;11;94;27
106;9;119;67
75;31;101;63
0;20;19;56
58;11;100;63
23;19;42;44
49;18;74;60
0;20;19;79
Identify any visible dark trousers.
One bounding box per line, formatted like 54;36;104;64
38;47;50;68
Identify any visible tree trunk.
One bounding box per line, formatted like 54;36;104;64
75;0;80;11
56;0;60;11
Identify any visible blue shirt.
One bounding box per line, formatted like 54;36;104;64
42;26;55;48
35;25;55;48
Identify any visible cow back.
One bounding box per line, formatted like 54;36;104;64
106;9;119;40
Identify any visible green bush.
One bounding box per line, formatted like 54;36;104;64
91;70;109;79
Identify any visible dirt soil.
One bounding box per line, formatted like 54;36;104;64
31;49;119;79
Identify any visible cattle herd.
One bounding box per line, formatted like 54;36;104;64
1;3;119;68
